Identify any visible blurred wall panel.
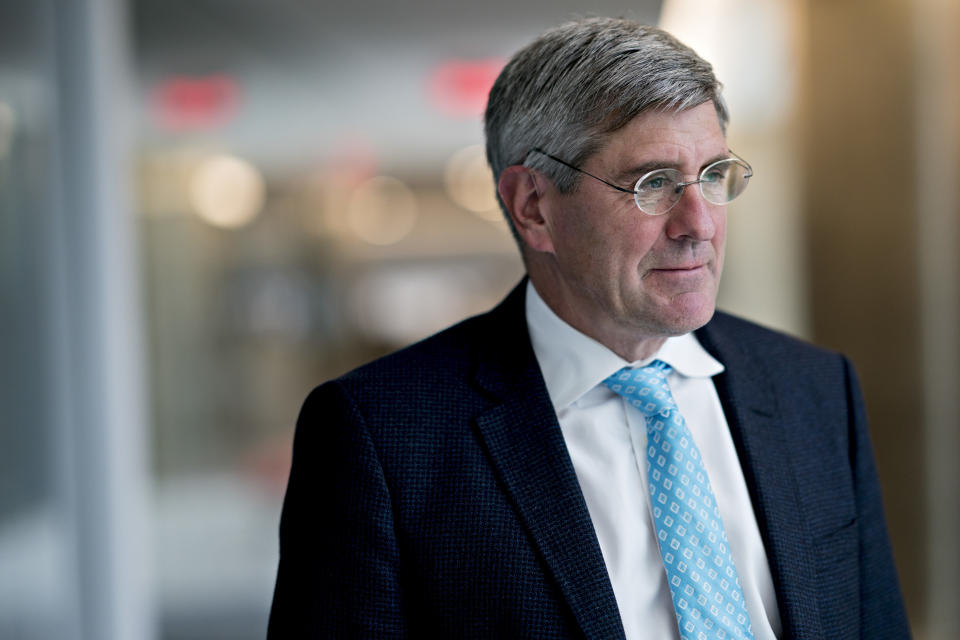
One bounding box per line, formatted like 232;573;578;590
914;0;960;637
0;2;79;636
0;0;153;638
802;0;955;634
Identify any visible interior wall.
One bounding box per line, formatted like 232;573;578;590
801;0;960;635
914;0;960;637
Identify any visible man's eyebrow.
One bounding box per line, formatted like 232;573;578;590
700;153;730;170
611;161;673;183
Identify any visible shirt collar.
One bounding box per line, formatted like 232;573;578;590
525;280;724;411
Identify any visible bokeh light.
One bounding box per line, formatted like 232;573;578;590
188;153;266;229
346;175;418;245
443;144;500;221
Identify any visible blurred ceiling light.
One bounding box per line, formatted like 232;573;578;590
443;144;501;221
0;102;15;160
659;0;796;127
152;75;238;132
428;58;504;117
347;176;418;246
188;153;265;229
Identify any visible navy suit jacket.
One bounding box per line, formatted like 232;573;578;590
268;281;909;639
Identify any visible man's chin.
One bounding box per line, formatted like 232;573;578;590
645;296;717;336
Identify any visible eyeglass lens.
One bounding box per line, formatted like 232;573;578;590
633;159;751;215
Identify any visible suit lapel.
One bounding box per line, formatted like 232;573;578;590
696;316;824;639
471;282;627;640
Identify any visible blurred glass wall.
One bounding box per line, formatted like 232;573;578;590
1;1;151;638
0;4;78;637
2;0;957;638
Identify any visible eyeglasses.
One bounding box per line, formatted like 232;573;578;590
527;147;753;216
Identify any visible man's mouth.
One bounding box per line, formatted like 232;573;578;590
651;263;706;272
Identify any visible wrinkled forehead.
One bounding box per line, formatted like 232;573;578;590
588;102;728;165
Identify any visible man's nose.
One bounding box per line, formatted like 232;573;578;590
664;182;718;242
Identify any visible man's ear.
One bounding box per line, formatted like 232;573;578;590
497;165;555;254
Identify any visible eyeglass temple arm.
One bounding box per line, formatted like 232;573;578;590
528;147;753;189
525;148;637;194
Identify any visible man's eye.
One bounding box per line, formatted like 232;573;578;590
702;170;725;183
640;175;670;190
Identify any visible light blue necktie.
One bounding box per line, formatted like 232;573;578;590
604;360;754;640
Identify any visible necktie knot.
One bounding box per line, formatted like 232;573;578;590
603;360;678;418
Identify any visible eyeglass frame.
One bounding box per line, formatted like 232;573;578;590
525;147;753;216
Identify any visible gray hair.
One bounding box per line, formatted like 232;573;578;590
484;18;728;236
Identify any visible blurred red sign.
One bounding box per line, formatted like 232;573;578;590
152;75;239;131
427;59;504;117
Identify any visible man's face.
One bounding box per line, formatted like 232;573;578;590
531;102;728;353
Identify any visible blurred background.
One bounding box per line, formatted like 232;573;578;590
1;0;957;638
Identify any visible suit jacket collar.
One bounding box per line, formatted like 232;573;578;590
695;316;823;639
471;280;628;640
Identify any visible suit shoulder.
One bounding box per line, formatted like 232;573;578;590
340;311;490;385
701;311;863;434
706;310;840;359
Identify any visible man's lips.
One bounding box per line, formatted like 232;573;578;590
642;264;712;282
650;264;707;272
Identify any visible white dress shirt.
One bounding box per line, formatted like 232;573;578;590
525;282;781;640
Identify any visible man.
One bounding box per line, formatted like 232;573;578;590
268;18;909;639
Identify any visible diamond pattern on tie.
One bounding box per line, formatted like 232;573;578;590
604;360;754;640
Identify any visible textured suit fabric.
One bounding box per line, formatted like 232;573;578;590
268;281;910;639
